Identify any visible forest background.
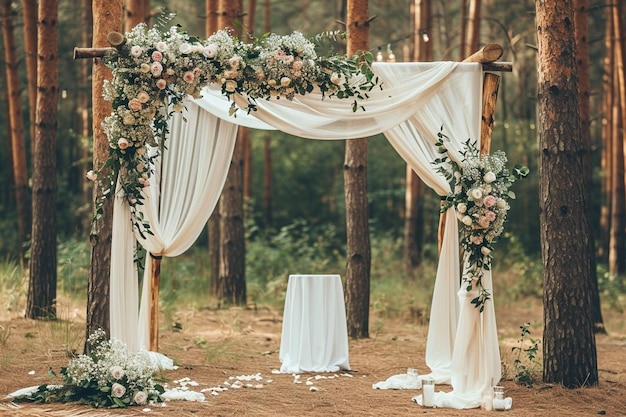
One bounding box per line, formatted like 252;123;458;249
0;0;624;359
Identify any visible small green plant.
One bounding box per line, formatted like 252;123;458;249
512;322;540;387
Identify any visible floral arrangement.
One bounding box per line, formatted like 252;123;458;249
90;19;377;234
433;129;529;311
13;329;164;408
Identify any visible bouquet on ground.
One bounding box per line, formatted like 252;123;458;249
433;129;529;311
13;329;164;408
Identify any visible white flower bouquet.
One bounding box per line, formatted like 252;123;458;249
433;129;529;311
13;329;164;408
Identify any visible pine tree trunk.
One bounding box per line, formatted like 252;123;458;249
20;0;37;159
87;0;123;340
27;0;58;320
574;0;605;333
609;0;626;276
2;0;31;262
125;0;150;32
536;0;598;387
466;0;481;58
344;0;371;339
404;0;431;274
206;0;220;298
599;8;614;261
215;0;246;306
79;0;93;232
218;129;246;305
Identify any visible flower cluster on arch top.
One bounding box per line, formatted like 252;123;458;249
90;22;378;235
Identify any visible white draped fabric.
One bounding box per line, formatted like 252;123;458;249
110;100;239;353
109;61;501;408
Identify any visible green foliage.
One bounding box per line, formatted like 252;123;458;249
512;322;541;387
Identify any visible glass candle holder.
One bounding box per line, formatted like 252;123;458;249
422;378;435;407
492;386;506;411
406;368;419;388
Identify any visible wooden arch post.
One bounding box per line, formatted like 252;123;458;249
437;44;512;255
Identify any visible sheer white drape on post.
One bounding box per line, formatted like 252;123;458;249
109;61;500;408
110;100;240;353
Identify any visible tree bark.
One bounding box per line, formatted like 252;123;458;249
86;0;123;341
1;0;30;262
218;128;246;305
206;0;219;35
206;0;220;298
21;0;37;159
535;0;598;387
574;0;604;333
466;0;481;58
599;5;614;261
609;0;626;276
404;0;431;274
125;0;150;32
27;0;58;320
344;0;371;339
79;0;93;232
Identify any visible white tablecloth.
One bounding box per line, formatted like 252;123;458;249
279;274;351;373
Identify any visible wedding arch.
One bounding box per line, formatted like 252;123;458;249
77;25;512;410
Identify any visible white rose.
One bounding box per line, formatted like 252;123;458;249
470;188;483;200
496;198;507;209
155;41;168;52
179;43;192;54
133;390;148;404
203;44;218;58
111;382;126;398
110;365;124;379
330;72;341;85
481;246;492;256
130;45;143;57
483;171;497;183
461;215;473;226
457;203;467;213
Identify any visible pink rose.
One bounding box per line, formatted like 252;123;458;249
151;50;163;62
485;211;496;222
137;91;150;103
484;195;496;207
150;62;163;77
292;59;304;71
128;98;142;111
156;79;167;90
183;71;195;83
111;383;126;398
192;67;202;76
478;216;490;228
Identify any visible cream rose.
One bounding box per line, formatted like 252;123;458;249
462;215;473;226
128;98;142;111
483;171;497;183
469;188;483;200
111;382;126;398
481;246;492;256
133;390;148;405
457;203;467;213
110;365;124;379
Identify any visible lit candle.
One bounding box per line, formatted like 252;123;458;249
422;379;435;407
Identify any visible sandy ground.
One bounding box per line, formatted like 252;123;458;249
0;300;625;416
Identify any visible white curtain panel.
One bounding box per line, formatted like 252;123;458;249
110;100;238;351
109;61;500;408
